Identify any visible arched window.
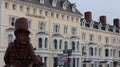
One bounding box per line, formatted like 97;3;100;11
64;41;68;50
59;40;62;49
39;38;42;48
105;49;109;57
8;34;13;43
45;38;48;48
54;39;57;49
72;41;75;50
89;47;93;56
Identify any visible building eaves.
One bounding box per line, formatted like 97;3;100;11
19;0;82;15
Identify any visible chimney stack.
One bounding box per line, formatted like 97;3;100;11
113;18;120;28
84;11;92;22
99;16;106;25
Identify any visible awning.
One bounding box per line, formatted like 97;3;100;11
99;61;108;63
83;60;91;63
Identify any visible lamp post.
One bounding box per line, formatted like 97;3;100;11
83;52;87;67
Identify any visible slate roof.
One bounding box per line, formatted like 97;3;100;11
19;0;82;15
81;18;120;33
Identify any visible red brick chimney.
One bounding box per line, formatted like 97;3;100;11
84;11;92;22
113;18;120;28
99;16;106;25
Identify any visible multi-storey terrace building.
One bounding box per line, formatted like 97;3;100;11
0;0;82;67
0;0;120;67
81;12;120;67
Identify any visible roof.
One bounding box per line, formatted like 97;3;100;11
81;18;120;33
19;0;82;15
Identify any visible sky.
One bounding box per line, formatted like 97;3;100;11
69;0;120;25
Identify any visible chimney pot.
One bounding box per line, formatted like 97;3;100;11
99;16;106;25
84;11;92;22
113;18;120;28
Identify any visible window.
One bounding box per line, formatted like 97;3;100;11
105;49;109;57
90;34;94;41
72;27;77;35
67;16;69;21
51;12;54;17
39;38;42;48
82;46;86;55
71;17;74;21
44;57;47;67
113;49;116;57
45;38;48;48
27;18;31;29
39;10;43;15
9;16;17;26
12;4;16;10
73;58;75;67
110;49;112;57
105;37;109;43
33;8;36;14
64;25;68;34
39;21;46;31
119;51;120;57
98;36;101;42
64;41;68;50
77;42;80;51
106;64;109;67
52;0;57;7
26;7;30;13
89;47;94;56
95;47;97;56
40;0;44;4
62;15;64;19
54;39;57;49
45;11;48;16
91;64;94;67
53;57;57;67
112;38;116;44
76;18;79;23
82;33;86;40
77;58;79;67
72;41;75;50
5;2;9;8
72;4;76;12
59;40;62;49
54;24;60;33
8;34;13;43
56;14;59;18
20;5;23;11
99;48;102;57
63;1;68;10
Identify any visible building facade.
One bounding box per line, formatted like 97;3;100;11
81;12;120;67
0;0;82;67
0;0;120;67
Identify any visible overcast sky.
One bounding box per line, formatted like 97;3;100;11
69;0;120;25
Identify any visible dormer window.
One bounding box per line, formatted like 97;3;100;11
40;0;44;4
106;25;109;31
52;0;57;7
113;26;116;32
63;1;68;10
98;23;102;30
90;22;94;28
72;3;76;12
